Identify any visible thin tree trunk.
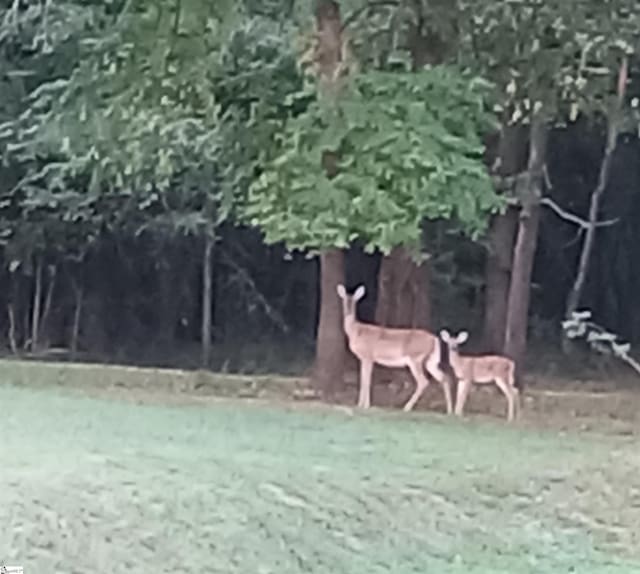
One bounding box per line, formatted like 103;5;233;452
39;264;57;349
201;234;214;368
7;305;18;354
564;58;627;330
31;256;43;352
70;280;84;358
504;113;548;379
482;123;526;352
314;248;346;397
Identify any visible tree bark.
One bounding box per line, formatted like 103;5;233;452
201;235;214;368
375;246;430;329
482;124;526;352
39;264;57;349
314;248;346;397
31;256;43;352
374;0;440;336
7;305;17;354
483;211;518;352
71;280;84;358
564;58;627;329
504;113;548;378
312;0;348;396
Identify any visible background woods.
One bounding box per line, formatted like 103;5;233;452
1;0;640;393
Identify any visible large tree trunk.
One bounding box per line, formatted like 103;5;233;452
314;248;346;397
504;114;548;379
375;246;430;329
312;0;348;396
374;1;439;336
482;124;526;352
483;211;517;352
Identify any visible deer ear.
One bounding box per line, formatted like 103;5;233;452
457;331;469;344
353;285;366;301
336;284;347;299
440;330;451;343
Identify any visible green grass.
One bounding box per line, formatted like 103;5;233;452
1;382;639;573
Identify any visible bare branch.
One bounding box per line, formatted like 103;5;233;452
219;247;291;336
494;168;619;229
341;0;399;31
540;197;618;229
563;312;640;379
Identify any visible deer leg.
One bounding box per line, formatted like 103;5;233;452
425;356;453;415
454;379;472;417
494;378;516;422
402;360;431;412
358;360;373;409
514;386;522;419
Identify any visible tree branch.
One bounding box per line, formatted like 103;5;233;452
540;197;618;229
219;247;291;335
494;168;619;230
341;0;399;31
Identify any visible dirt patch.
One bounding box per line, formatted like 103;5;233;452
1;357;638;437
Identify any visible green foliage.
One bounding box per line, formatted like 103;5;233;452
2;1;227;237
2;0;637;276
457;0;640;125
0;0;105;264
247;65;503;254
343;0;459;71
0;0;302;253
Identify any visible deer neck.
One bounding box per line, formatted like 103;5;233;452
343;313;358;338
447;347;466;378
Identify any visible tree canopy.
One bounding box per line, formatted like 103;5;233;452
1;0;640;371
247;65;503;254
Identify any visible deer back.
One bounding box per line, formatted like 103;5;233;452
347;323;437;365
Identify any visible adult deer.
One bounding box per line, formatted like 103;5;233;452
336;284;453;413
440;330;520;422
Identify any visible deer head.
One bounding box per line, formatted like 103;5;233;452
336;284;366;323
440;330;469;354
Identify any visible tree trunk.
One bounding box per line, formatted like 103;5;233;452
8;269;21;353
375;246;430;329
374;1;439;336
564;58;627;333
201;235;214;368
39;264;57;349
483;123;527;352
312;0;348;397
483;210;517;352
313;0;345;100
504;113;548;379
71;280;84;358
7;305;17;354
31;256;43;352
314;248;346;397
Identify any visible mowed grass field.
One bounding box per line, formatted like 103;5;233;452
1;363;640;573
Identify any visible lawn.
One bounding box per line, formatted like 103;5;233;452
1;372;639;573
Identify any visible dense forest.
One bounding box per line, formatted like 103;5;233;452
1;0;640;394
